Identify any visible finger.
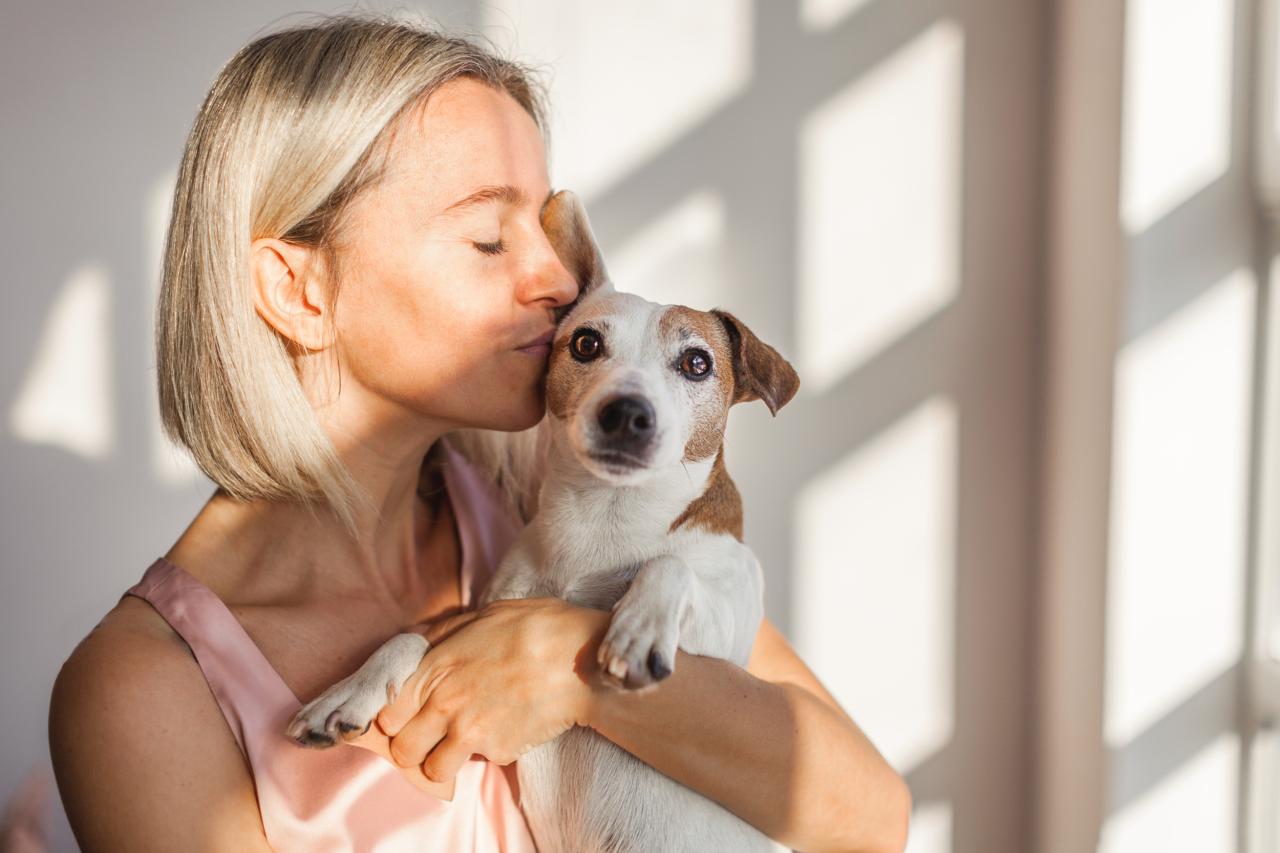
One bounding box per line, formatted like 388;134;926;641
377;652;441;736
387;707;449;769
377;688;418;738
347;726;396;762
420;731;474;785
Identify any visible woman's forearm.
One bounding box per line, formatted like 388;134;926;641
571;610;911;853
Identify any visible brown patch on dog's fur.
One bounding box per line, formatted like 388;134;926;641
658;306;735;462
545;330;577;420
669;449;743;541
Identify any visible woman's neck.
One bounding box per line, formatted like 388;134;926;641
166;439;461;623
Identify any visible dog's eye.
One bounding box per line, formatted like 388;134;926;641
570;328;603;362
679;348;712;380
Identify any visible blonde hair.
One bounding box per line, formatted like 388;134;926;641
156;11;550;539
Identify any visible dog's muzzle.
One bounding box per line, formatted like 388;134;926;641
591;394;656;469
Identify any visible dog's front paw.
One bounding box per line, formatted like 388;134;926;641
285;633;429;748
596;599;680;690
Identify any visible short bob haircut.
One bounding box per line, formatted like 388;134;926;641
156;12;550;540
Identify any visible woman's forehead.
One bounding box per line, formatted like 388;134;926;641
380;79;548;215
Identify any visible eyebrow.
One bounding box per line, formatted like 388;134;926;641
440;184;555;216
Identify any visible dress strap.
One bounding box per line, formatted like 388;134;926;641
122;558;300;758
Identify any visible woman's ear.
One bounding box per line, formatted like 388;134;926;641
249;238;333;353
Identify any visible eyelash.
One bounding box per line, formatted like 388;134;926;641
473;239;506;256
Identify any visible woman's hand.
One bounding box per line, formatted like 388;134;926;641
348;597;611;790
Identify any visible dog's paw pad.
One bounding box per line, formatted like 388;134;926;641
336;720;370;736
290;726;337;748
287;715;342;749
597;608;679;690
286;678;387;748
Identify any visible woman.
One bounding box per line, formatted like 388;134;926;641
48;14;910;852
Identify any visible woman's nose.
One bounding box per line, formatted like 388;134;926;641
519;232;580;308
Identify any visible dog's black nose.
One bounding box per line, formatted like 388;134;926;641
597;395;656;443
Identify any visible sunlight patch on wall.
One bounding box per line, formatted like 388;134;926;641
801;0;873;31
796;20;963;394
1100;733;1239;853
145;168;201;485
1120;0;1234;233
905;799;952;853
792;396;957;772
606;189;726;310
9;263;114;459
479;0;752;202
1105;269;1254;747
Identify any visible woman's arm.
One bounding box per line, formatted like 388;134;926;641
368;600;910;852
49;600;275;852
578;610;912;853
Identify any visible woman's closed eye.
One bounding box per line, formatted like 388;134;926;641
473;238;506;256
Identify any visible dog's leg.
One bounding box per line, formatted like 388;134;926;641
677;543;766;667
285;633;428;748
596;554;691;689
478;537;541;606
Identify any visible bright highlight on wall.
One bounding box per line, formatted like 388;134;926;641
1105;268;1254;749
1120;0;1234;233
904;799;952;853
9;263;114;459
796;19;963;394
791;395;957;774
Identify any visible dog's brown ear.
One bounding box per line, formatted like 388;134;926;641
541;189;613;299
713;310;800;415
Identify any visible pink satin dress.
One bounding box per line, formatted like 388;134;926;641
121;444;539;852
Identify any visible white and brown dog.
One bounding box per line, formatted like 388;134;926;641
288;191;799;852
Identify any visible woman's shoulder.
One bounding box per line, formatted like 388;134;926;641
49;592;271;849
51;574;229;761
51;594;213;747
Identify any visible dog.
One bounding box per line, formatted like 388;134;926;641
288;191;799;852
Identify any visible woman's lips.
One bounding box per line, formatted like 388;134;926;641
515;328;555;358
517;343;551;358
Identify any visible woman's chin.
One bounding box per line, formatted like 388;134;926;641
504;404;545;433
467;395;545;433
